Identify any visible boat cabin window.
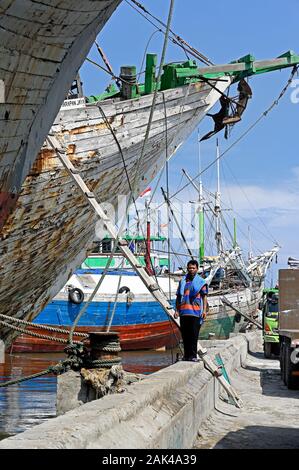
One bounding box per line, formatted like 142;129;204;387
89;238;154;255
90;240;112;254
102;240;113;253
66;75;83;99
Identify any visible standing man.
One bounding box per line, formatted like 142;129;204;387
175;260;208;361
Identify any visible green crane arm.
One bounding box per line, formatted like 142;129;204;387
198;50;299;82
161;50;299;90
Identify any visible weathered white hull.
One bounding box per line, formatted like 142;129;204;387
202;285;262;336
0;77;232;346
0;0;121;228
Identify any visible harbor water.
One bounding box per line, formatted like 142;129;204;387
0;349;177;440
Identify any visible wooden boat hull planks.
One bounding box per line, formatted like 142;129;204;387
0;0;122;229
0;76;231;347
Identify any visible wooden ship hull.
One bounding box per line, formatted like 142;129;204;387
11;272;260;353
11;323;180;353
0;76;232;348
200;286;262;339
0;0;121;230
2;47;296;349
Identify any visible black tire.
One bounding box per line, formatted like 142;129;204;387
273;343;280;356
283;343;288;385
68;287;84;304
280;341;286;383
264;342;272;359
285;343;299;390
118;286;130;294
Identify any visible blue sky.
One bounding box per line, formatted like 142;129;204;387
80;0;299;283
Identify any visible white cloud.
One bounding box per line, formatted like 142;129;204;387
292;166;299;182
220;181;299;229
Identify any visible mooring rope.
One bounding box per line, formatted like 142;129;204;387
0;320;83;345
0;369;53;388
0;313;88;337
0;340;122;388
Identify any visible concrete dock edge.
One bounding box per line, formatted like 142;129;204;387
0;331;260;449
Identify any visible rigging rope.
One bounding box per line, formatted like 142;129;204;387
0;369;53;388
0;313;88;337
162;92;174;301
107;258;125;332
137;29;161;79
162;101;183;358
161;187;194;260
85;57;135;86
150;211;186;268
126;0;213;66
222;158;279;245
155;65;298;211
202;185;276;251
99;104;172;296
0;320;83;345
67;0;176;345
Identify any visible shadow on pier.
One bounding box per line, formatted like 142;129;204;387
242;350;299;398
214;425;299;449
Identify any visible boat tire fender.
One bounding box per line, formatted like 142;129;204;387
119;286;130;294
69;287;84;304
234;312;242;323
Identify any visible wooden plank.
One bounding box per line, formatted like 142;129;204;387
0;46;64;77
0;0;122;222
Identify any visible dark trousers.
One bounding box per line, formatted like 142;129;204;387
180;315;201;359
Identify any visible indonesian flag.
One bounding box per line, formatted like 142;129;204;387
139;187;151;198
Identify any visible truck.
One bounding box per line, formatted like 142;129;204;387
262;288;280;358
278;269;299;389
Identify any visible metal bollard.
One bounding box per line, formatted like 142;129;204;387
89;332;121;368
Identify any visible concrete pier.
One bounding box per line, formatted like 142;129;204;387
0;332;259;449
195;335;299;449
